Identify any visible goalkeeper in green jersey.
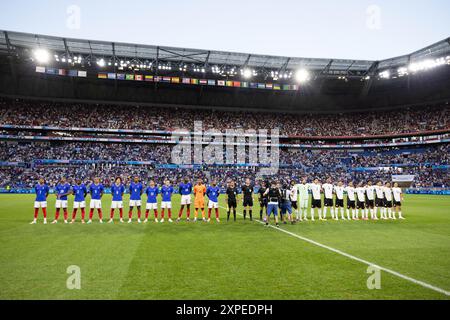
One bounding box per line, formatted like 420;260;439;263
295;177;310;221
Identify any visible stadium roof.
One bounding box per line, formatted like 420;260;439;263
0;30;449;76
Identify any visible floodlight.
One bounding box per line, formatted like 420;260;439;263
295;69;310;83
242;69;252;79
97;58;106;67
33;49;50;64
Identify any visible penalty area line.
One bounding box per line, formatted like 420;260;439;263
219;205;450;297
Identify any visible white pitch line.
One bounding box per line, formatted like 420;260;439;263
219;206;450;297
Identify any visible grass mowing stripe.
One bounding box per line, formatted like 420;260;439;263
219;206;450;297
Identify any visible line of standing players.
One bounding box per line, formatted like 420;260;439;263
253;177;405;228
30;175;405;226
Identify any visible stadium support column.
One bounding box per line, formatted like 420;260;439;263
154;46;159;92
360;61;379;99
111;42;119;99
63;38;76;99
4;31;18;95
317;59;334;94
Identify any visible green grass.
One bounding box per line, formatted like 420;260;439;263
0;194;449;300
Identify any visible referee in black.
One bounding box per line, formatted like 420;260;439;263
241;178;254;220
258;180;268;220
225;180;238;221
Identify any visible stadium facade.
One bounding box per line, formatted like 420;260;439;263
0;30;449;113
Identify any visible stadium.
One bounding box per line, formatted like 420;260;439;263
0;19;449;302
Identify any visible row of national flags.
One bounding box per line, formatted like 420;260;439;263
36;66;87;78
97;73;299;91
35;66;298;91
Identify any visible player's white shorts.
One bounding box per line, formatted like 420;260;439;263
129;200;142;207
73;201;86;209
299;199;309;209
208;200;219;209
111;201;123;209
146;203;158;210
34;201;47;208
90;199;102;209
55;200;68;208
161;201;172;209
181;195;191;205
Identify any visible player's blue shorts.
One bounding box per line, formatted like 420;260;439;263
280;201;292;215
267;203;278;216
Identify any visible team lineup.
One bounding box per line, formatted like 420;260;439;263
30;176;405;226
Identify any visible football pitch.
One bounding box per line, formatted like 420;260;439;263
0;194;449;300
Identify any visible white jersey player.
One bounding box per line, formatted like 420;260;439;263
322;178;334;220
374;181;385;218
289;181;299;220
334;182;345;220
309;178;322;221
392;182;405;220
384;182;394;219
365;181;377;220
355;183;366;220
345;182;356;220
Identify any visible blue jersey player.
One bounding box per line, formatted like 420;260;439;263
109;177;125;223
144;180;159;223
88;177;104;223
177;177;193;222
71;179;87;223
160;179;174;223
52;177;72;224
128;176;144;223
30;178;49;224
206;180;221;223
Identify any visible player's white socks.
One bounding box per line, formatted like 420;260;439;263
391;210;396;219
323;207;327;219
330;207;334;219
310;208;315;221
340;208;344;220
346;209;351;220
388;208;392;219
399;211;404;219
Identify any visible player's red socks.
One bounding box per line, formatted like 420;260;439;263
98;209;103;219
128;209;133;219
63;209;68;220
55;208;60;220
168;209;172;219
154;209;158;219
137;209;141;219
145;210;149;219
110;209;114;219
72;209;77;220
89;209;94;219
80;208;85;220
215;208;219;219
178;208;183;218
119;208;123;219
187;208;191;218
208;208;212;219
161;209;165;219
34;208;39;218
42;208;47;218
